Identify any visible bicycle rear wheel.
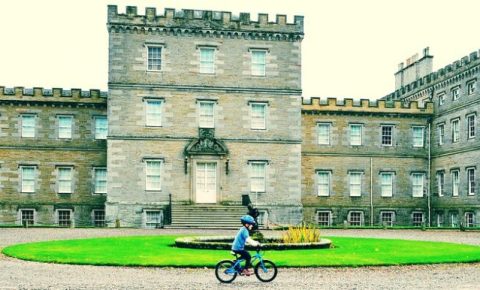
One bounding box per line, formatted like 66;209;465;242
254;259;277;282
215;260;237;283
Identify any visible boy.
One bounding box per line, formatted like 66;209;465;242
232;215;261;276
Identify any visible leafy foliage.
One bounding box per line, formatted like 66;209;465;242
281;223;321;244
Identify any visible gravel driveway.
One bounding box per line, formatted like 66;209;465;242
0;228;479;289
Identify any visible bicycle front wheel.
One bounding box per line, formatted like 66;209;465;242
254;259;278;282
215;260;237;283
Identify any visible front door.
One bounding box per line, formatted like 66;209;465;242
195;162;217;203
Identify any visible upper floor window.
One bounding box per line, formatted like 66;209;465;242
199;47;215;74
349;124;362;146
452;170;460;197
467;167;476;196
317;123;330;145
95;116;108;140
349;171;362;197
145;160;162;191
57;167;73;194
438;124;445;145
467;114;476;139
467;80;476;95
145;99;163;127
21;114;36;138
250;103;267;130
20;166;36;193
198;101;215;128
411;173;424;197
94;168;107;194
436;171;444;197
451;86;460;101
251;49;266;76
438;92;445;106
380;172;393;197
412;126;425;147
381;125;393;146
317;170;331;197
250;161;267;193
58;115;73;139
147;46;162;71
451;119;460;143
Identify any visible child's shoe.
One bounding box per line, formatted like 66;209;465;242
241;269;253;276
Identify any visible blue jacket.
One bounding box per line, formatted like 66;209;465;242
232;226;249;251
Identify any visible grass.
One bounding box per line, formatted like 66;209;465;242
3;235;480;267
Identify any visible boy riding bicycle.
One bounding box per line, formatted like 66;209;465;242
232;215;261;276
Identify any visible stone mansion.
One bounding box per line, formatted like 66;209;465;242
0;5;478;228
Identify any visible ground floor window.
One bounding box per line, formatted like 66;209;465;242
435;213;444;227
450;212;459;228
465;212;475;228
316;211;332;226
412;212;424;227
348;211;363;226
57;209;72;227
20;209;35;226
145;210;163;229
380;211;395;227
92;210;106;227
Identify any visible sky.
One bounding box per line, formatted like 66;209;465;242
0;0;479;100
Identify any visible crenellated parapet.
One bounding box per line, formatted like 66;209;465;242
383;49;480;101
302;97;433;116
107;5;304;41
0;86;107;106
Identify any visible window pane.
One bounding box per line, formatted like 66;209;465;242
58;116;73;139
58;210;71;227
350;125;362;145
95;168;107;194
251;50;266;76
467;168;475;195
146;161;162;191
380;173;393;197
467;115;475;139
200;48;215;74
146;100;163;126
93;210;106;227
413;127;424;147
317;123;330;145
251;103;266;129
21;115;35;138
317;171;330;196
21;167;35;193
452;171;459;196
250;162;266;192
381;126;393;145
148;47;162;70
349;172;361;196
58;167;72;193
95;116;108;139
412;173;424;197
199;102;214;128
452;120;459;142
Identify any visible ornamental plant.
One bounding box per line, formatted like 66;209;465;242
281;223;321;244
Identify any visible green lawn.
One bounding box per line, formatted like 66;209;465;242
3;235;480;267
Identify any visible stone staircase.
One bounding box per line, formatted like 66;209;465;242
166;205;248;229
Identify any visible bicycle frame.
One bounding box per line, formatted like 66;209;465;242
226;250;268;274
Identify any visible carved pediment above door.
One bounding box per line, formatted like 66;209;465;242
184;128;229;156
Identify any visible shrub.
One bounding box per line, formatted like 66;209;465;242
281;223;321;244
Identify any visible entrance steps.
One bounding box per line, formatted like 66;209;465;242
166;205;247;229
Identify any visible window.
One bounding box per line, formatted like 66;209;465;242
380;211;395;227
381;125;393;146
250;103;267;130
145;160;162;191
198;101;215;128
92;210;106;227
412;212;424;227
451;119;460;142
450;212;459;227
467;80;476;95
58;167;73;194
435;213;444;227
20;166;36;193
467;114;475;139
412;126;424;147
147;46;162;71
452;170;460;197
317;123;330;145
317;171;331;196
438;124;445;145
94;168;107;194
348;211;363;226
452;86;460;100
199;47;215;74
57;209;72;227
465;212;475;228
349;172;362;197
95;116;108;139
21;114;35;138
412;173;424;197
349;124;362;146
251;50;266;76
438;93;445;106
436;171;444;197
145;99;163;127
467;167;475;196
20;209;35;226
316;211;331;226
250;161;267;193
380;172;393;197
145;210;163;229
58;115;73;139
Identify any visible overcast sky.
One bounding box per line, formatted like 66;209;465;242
1;0;479;100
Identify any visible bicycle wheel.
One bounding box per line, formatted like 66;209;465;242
254;259;277;282
215;260;237;283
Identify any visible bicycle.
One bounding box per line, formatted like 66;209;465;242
215;246;278;283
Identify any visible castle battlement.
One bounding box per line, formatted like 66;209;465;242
302;97;433;115
0;86;107;105
384;49;480;101
107;5;304;40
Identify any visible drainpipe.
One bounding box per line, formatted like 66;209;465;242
427;121;432;227
370;157;374;226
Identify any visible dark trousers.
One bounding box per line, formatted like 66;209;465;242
233;250;252;269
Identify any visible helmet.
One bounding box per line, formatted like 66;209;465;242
240;215;256;225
